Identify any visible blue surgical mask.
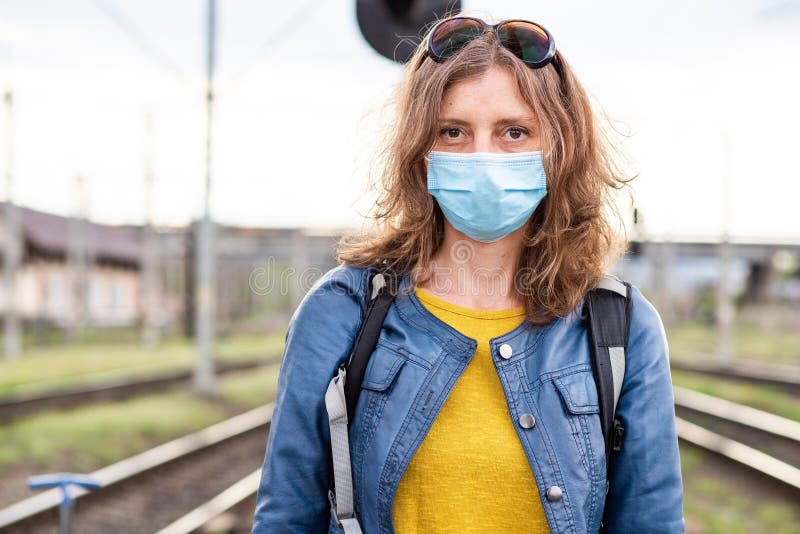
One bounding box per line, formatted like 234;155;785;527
426;151;548;243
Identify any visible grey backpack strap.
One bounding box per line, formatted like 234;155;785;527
325;367;363;534
325;267;395;532
584;274;632;468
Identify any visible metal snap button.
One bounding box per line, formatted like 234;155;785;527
499;343;513;359
546;485;563;502
518;413;536;429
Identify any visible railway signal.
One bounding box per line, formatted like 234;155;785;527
355;0;462;63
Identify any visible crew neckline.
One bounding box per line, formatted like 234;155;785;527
414;286;527;320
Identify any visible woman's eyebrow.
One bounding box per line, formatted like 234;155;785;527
494;116;537;127
437;117;471;127
437;116;537;127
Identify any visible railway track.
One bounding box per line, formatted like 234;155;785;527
0;405;273;533
1;384;797;533
0;355;281;422
153;387;800;534
673;386;800;492
149;387;800;534
156;469;261;534
671;358;800;395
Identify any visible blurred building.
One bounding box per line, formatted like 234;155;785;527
0;203;142;328
0;202;342;334
2;202;798;336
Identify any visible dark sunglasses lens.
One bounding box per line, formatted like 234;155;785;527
429;18;485;59
496;21;551;63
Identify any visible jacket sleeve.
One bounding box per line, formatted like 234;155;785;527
252;264;369;533
601;284;685;533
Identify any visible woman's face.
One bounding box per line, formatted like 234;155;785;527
431;65;542;154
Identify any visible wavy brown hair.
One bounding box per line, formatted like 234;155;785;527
337;16;632;324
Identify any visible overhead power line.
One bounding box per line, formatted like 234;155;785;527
220;0;321;92
90;0;196;87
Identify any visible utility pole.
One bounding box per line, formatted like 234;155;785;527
68;175;89;342
716;129;735;362
194;0;217;394
141;111;160;347
3;90;21;359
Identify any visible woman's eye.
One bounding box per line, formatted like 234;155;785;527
441;127;462;139
505;127;527;140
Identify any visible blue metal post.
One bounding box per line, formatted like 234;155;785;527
28;473;102;534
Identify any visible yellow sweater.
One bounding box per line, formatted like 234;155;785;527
392;287;550;533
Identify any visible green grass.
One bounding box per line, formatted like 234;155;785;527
680;445;800;533
0;365;281;471
667;322;800;365
0;332;285;399
4;321;794;400
671;370;800;422
218;366;283;406
666;320;800;421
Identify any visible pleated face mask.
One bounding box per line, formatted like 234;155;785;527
426;151;548;243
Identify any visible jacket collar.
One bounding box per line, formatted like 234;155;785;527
392;268;544;361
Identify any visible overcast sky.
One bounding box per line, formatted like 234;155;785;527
0;0;798;241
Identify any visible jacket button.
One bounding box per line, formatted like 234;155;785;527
499;343;513;359
518;413;535;429
546;485;563;502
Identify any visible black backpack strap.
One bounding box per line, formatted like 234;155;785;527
584;275;633;472
343;266;397;424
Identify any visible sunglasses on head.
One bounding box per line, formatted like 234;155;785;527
424;16;561;74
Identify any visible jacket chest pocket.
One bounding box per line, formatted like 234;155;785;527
352;345;407;445
551;370;607;484
361;345;406;392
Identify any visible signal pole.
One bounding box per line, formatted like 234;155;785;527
3;90;21;359
194;0;217;394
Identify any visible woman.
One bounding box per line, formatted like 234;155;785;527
252;14;684;534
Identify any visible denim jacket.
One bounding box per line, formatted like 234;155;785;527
252;264;685;533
